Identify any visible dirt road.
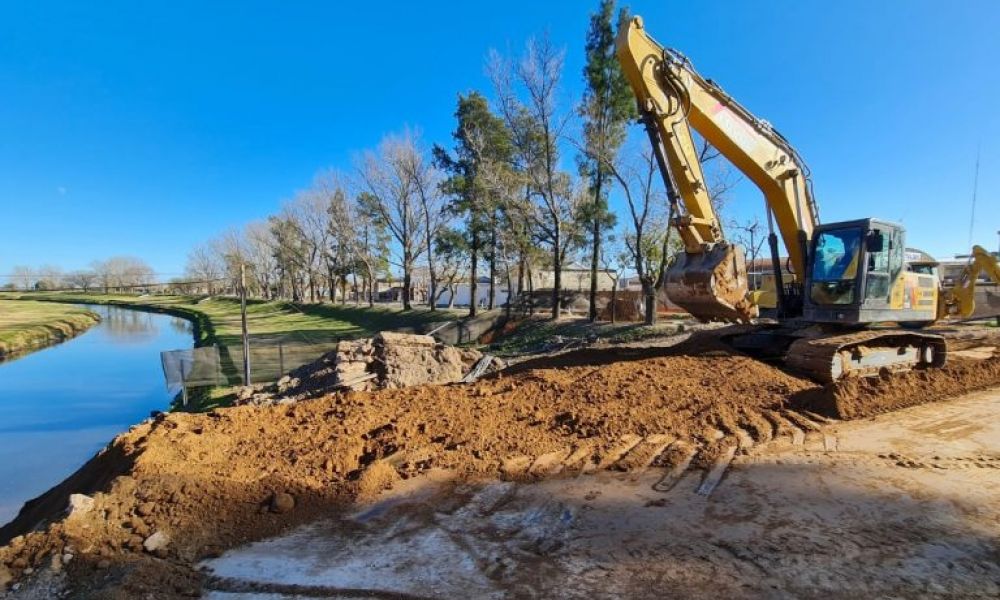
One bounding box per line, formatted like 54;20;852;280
201;387;1000;599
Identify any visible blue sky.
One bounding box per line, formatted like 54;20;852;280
1;0;998;280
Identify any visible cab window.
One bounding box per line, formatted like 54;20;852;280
810;228;862;305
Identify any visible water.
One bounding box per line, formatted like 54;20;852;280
0;304;193;526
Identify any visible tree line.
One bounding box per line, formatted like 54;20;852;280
3;257;156;293
7;1;751;325
184;1;740;324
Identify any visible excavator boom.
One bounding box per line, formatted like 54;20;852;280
616;17;819;323
940;245;1000;319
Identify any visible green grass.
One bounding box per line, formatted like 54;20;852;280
0;291;464;410
0;300;101;359
0;292;461;346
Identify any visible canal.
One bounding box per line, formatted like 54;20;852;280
0;304;193;525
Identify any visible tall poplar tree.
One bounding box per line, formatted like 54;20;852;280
579;0;636;320
433;92;513;317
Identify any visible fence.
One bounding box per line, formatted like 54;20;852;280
161;339;341;399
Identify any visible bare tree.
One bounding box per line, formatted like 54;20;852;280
397;133;447;310
490;35;580;319
357;130;430;310
601;140;667;324
244;221;278;299
65;270;97;291
10;265;34;291
184;244;224;295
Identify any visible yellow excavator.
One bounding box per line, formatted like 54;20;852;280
617;16;1000;383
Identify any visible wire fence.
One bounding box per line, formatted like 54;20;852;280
161;339;341;395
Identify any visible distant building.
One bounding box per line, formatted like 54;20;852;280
529;262;616;292
435;277;512;308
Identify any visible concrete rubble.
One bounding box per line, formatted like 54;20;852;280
235;332;484;405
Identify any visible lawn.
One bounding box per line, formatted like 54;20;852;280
0;292;464;392
0;300;101;359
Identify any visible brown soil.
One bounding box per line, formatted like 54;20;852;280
798;351;1000;419
2;331;999;598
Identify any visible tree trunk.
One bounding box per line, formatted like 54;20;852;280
551;226;561;320
642;279;657;325
526;263;534;316
366;269;375;307
588;171;604;322
610;286;617;323
488;212;497;310
469;229;479;317
402;250;413;310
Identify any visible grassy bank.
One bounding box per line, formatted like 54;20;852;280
0;292;463;409
0;300;101;360
0;292;461;345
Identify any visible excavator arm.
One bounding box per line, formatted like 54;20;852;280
616;16;820;322
940;245;1000;319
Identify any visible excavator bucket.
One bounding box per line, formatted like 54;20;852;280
663;243;758;323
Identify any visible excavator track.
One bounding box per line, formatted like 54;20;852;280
786;330;948;384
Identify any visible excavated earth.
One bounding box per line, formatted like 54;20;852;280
2;331;1000;598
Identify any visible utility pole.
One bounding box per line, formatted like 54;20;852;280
240;263;251;385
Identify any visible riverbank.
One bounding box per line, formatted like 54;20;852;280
1;332;998;597
0;293;464;410
0;301;101;361
0;292;462;347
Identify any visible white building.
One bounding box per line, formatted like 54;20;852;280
435;278;511;308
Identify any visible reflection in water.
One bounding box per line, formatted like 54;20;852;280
169;317;193;336
0;304;194;526
95;306;157;342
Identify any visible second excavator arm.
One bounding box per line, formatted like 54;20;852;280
939;245;1000;319
616;16;820;322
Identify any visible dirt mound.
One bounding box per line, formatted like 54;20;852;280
2;331;999;597
237;332;483;404
797;353;1000;419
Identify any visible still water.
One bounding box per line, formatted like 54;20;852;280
0;304;193;526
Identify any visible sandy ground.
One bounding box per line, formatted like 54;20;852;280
200;387;1000;600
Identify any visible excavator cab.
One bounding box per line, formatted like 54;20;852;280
803;219;936;326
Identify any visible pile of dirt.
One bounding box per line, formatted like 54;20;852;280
237;332;483;404
3;331;999;597
0;334;814;596
797;352;1000;419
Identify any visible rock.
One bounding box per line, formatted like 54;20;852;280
61;553;74;565
0;565;11;589
66;493;95;519
269;491;295;514
50;553;62;573
375;331;437;347
96;559;111;570
142;531;170;554
136;501;156;517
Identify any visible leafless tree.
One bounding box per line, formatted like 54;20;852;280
10;265;34;291
184;244;224;295
395;132;447;310
64;270;97;291
92;257;155;293
357;130;432;310
244;221;278;299
489;35;580;319
599;139;668;324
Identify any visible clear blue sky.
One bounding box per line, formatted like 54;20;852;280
2;0;999;280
